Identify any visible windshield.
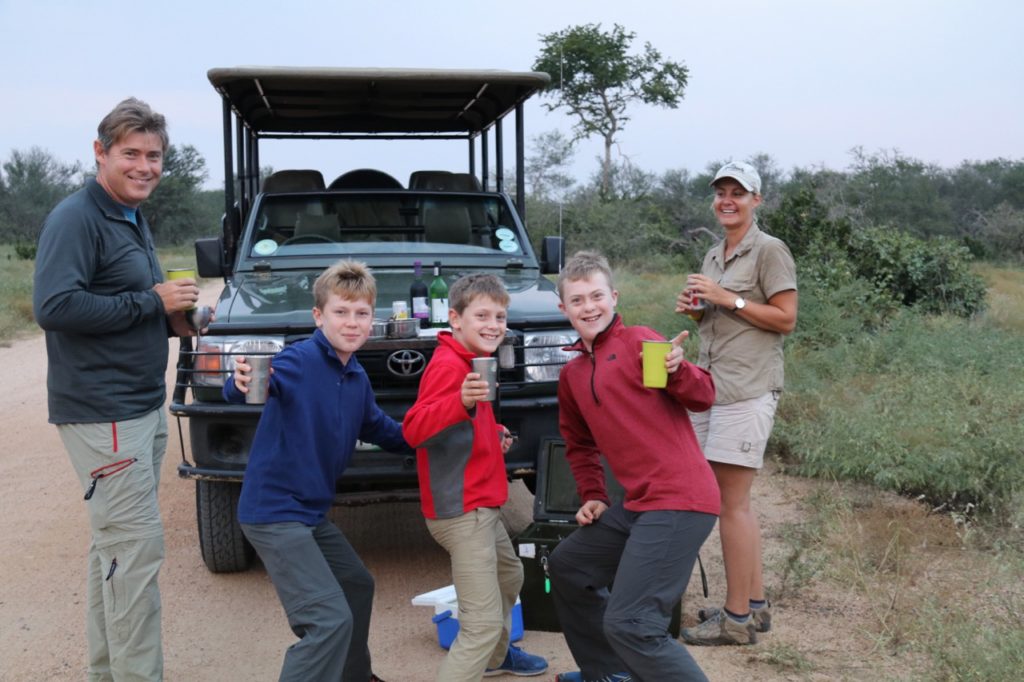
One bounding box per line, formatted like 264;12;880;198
246;192;528;258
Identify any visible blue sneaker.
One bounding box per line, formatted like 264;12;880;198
555;673;632;682
483;644;548;677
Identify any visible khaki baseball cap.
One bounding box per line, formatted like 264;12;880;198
711;161;762;194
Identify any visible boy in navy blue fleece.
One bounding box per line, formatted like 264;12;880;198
225;260;407;682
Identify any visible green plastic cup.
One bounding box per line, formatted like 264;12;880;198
642;340;672;388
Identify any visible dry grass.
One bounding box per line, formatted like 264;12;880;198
976;263;1024;333
771;477;1024;680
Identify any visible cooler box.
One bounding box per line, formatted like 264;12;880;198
514;439;680;636
411;584;523;650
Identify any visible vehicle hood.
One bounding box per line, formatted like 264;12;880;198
210;267;567;331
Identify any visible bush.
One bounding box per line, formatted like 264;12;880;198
762;188;987;318
786;271;900;350
847;226;987;316
14;242;36;260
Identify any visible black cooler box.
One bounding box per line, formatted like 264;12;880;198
513;440;681;635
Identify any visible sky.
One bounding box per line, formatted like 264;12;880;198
1;0;1021;191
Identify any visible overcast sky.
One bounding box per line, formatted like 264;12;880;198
1;0;1021;191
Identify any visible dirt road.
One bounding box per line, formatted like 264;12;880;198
0;293;870;681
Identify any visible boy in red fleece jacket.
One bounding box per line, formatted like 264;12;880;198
550;251;720;682
403;273;547;681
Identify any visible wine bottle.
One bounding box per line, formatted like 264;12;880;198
410;260;429;328
428;261;449;328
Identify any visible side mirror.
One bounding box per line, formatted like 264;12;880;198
195;237;225;278
539;236;565;275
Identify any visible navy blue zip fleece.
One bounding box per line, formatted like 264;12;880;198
226;329;410;525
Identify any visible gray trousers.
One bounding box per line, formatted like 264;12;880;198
242;519;375;682
548;506;716;682
60;409;167;682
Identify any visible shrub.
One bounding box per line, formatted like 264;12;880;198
847;226;987;317
14;242;36;260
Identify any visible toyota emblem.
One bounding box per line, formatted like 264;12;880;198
386;350;427;378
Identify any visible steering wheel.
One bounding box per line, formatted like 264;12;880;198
281;234;335;246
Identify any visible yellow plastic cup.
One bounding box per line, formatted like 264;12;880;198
642;340;672;388
166;267;196;281
166;268;197;310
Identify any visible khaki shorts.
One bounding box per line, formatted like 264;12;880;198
689;391;779;469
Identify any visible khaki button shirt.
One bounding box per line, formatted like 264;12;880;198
696;223;797;404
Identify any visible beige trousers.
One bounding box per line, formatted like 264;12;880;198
59;409;167;681
426;507;523;682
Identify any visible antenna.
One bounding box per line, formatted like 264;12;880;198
558;40;565;272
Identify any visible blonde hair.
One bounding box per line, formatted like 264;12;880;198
449;273;510;313
556;250;614;299
313;259;376;309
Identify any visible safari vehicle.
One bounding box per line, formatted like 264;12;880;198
171;67;574;573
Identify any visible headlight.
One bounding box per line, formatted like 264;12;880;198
191;335;285;388
523;330;578;382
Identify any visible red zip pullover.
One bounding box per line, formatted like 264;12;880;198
404;332;508;519
559;315;720;515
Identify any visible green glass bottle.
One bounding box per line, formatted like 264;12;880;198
428;261;449;328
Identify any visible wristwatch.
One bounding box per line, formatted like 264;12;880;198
732;297;747;311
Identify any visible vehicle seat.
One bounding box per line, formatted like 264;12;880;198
293;213;340;241
411;170;487;244
422;202;471;244
329;169;403;189
262;169;326;193
449;173;483;192
408;170;454;190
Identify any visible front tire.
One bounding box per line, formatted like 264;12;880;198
196;480;254;573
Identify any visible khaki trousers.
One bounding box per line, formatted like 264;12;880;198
60;409;167;681
426;507;523;682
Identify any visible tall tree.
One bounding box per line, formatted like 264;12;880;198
0;147;83;245
526;129;576;201
144;144;209;245
533;23;688;197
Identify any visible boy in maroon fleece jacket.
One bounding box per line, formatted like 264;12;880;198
550;251;720;682
403;273;547;681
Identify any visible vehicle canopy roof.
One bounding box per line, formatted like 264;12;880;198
207;66;551;137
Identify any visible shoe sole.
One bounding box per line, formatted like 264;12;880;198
681;631;757;646
484;668;548;677
697;606;772;633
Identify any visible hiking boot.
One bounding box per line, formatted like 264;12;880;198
555;673;632;682
681;608;757;646
483;644;548;676
698;600;772;633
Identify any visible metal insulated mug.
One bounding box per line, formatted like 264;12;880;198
244;355;272;404
472;357;498;402
236;340;279;404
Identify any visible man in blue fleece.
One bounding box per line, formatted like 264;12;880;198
225;259;409;682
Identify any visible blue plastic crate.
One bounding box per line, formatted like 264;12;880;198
431;602;524;650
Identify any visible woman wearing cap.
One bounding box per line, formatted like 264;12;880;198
675;161;797;646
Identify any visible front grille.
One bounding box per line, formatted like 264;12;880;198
173;331;566;405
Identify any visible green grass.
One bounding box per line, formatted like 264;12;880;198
0;245;203;345
0;245;38;345
615;267;702;359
